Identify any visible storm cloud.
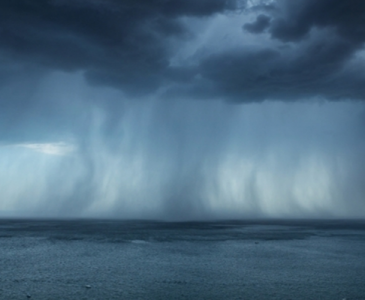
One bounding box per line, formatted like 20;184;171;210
194;0;365;102
0;0;364;102
0;0;364;219
0;0;239;95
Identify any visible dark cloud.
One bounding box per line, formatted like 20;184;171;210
195;0;365;102
269;0;365;43
191;34;365;102
243;14;271;34
0;0;240;95
0;0;244;143
1;0;365;105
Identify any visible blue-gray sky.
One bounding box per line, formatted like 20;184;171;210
0;0;364;219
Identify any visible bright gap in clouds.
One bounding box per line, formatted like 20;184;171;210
17;142;76;156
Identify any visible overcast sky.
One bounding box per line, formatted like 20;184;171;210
0;0;364;219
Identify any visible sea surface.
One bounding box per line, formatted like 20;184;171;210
0;219;365;299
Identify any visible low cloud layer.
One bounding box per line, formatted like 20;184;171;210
1;0;364;103
0;0;239;95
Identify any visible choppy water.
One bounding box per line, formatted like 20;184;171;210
0;219;365;299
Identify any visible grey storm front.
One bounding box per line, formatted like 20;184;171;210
0;0;364;219
1;1;365;300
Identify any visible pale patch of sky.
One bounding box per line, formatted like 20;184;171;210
0;142;77;156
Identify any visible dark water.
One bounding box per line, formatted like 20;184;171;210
0;219;365;299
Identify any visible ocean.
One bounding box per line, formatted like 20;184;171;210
0;219;364;299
